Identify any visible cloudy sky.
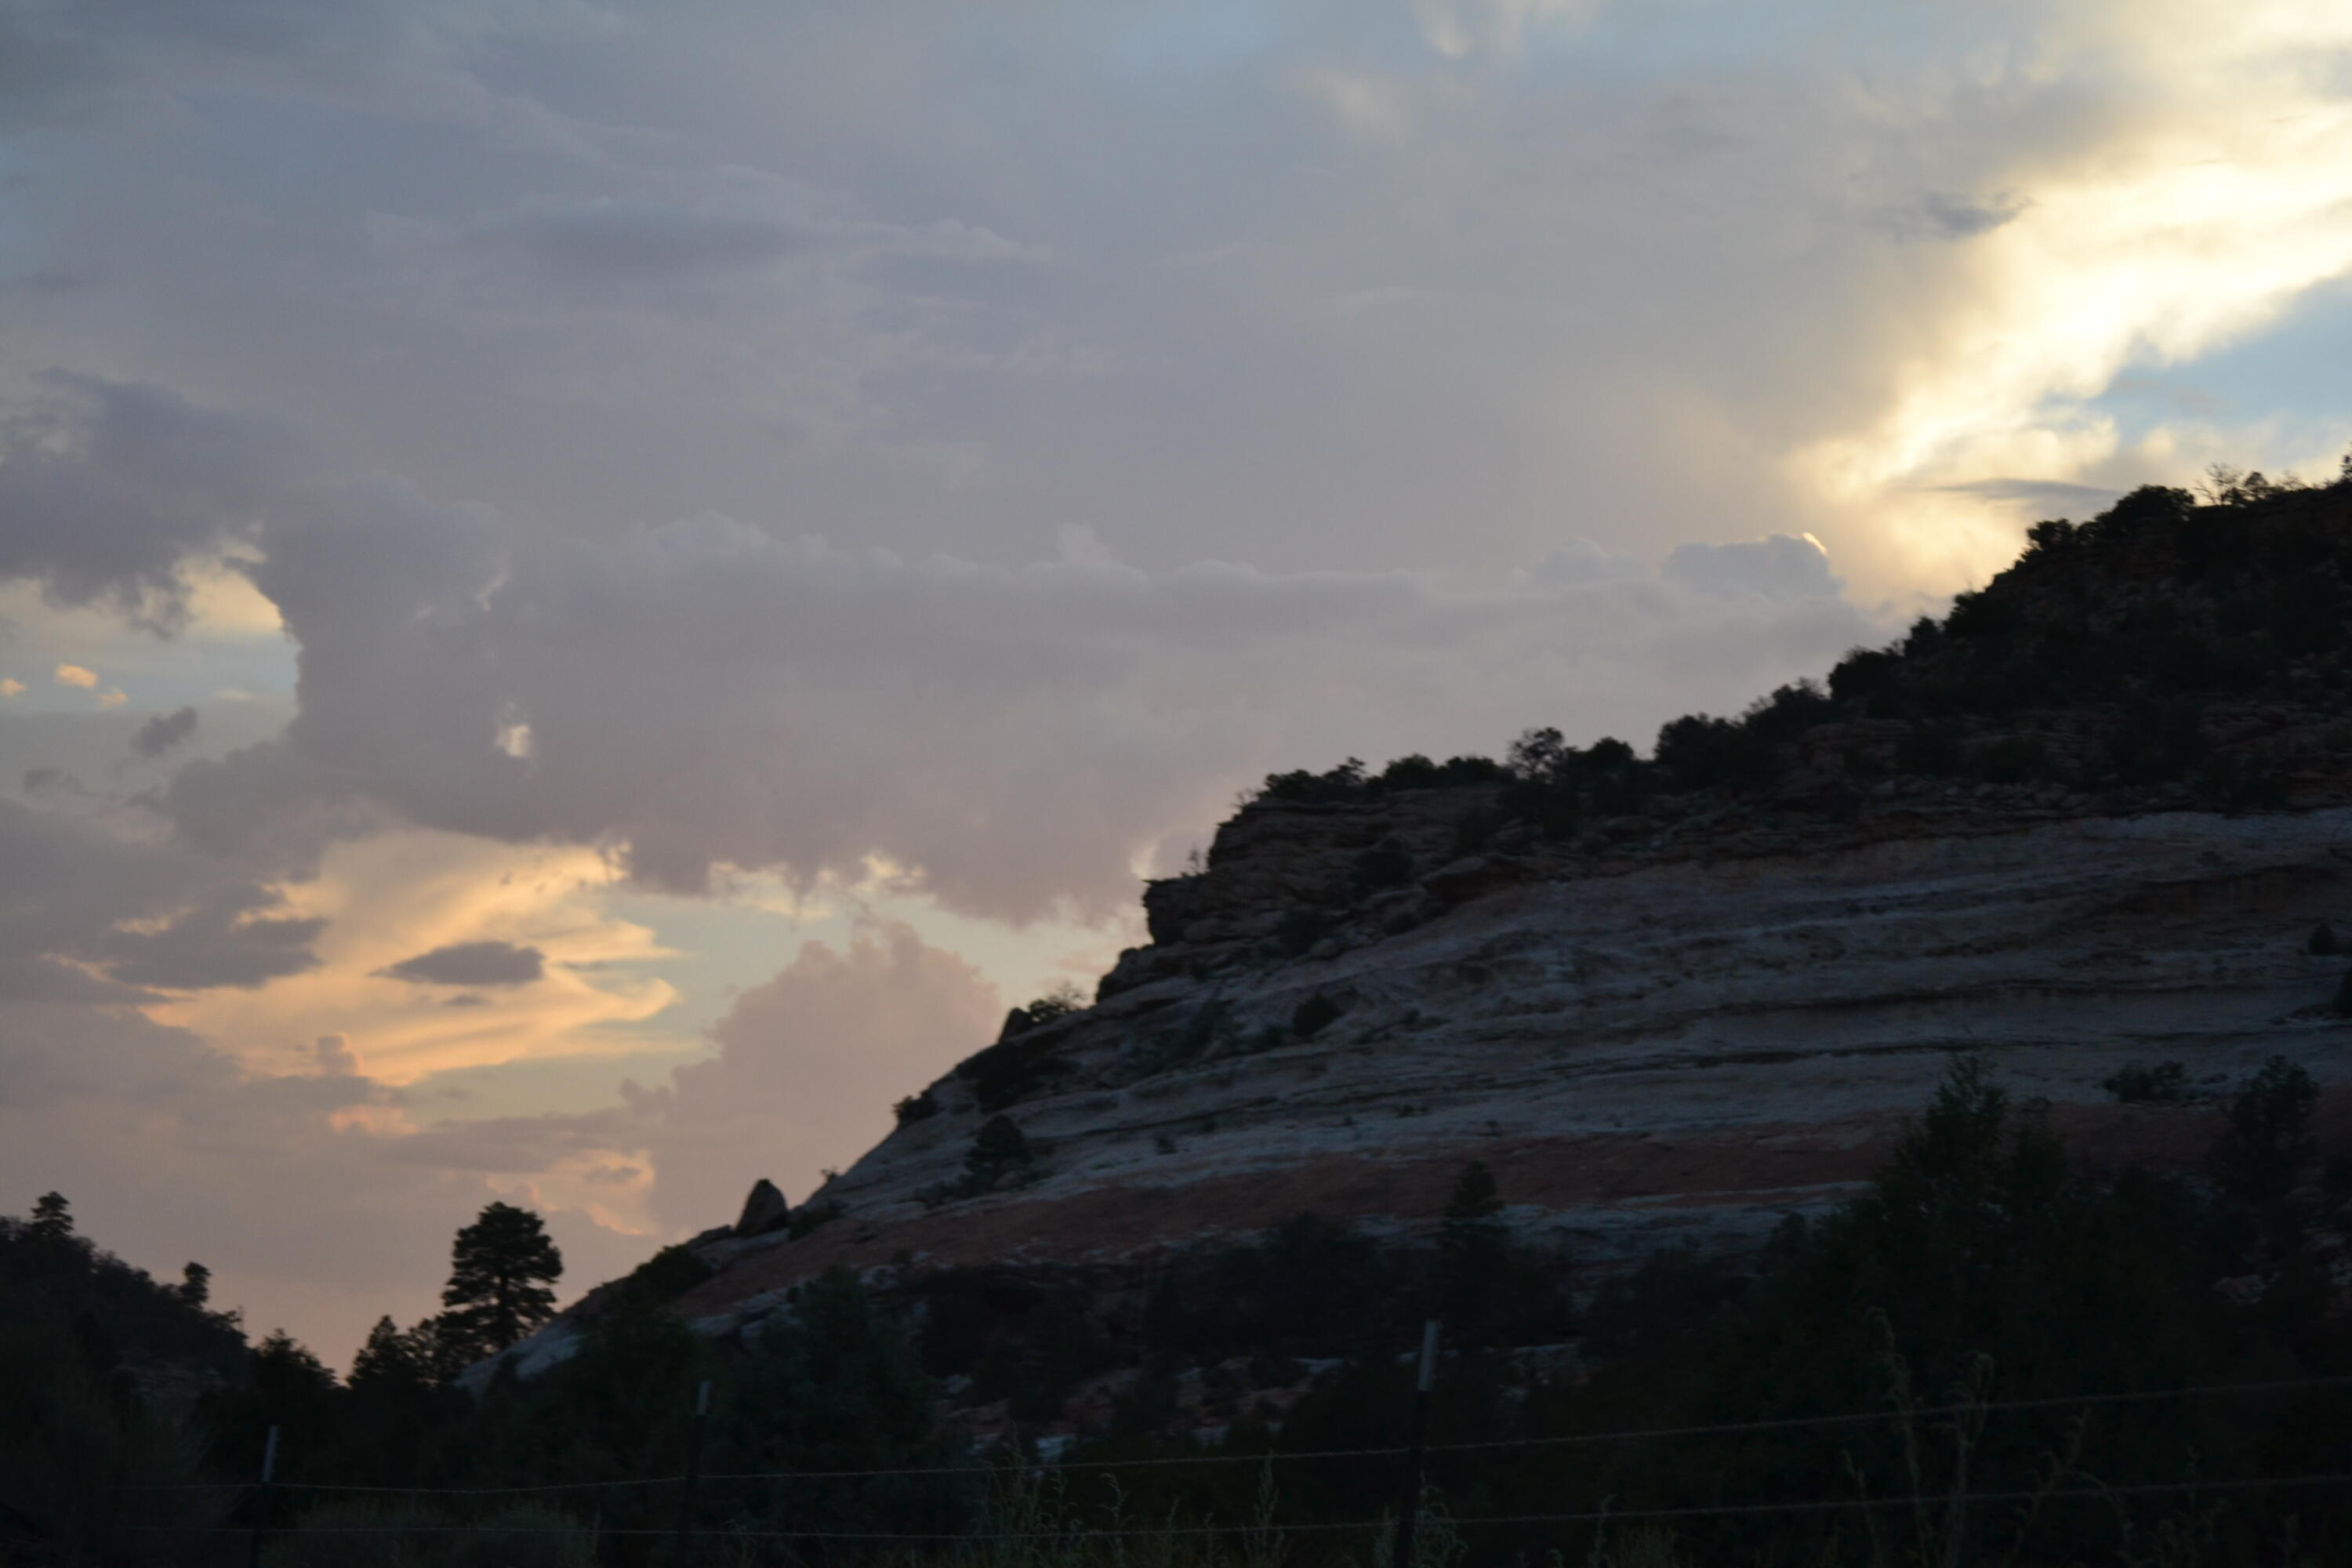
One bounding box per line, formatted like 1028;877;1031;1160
3;0;2350;1363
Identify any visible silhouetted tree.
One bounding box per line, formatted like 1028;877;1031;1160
1437;1160;1509;1327
178;1261;211;1308
964;1115;1034;1191
350;1316;428;1395
2209;1055;2318;1206
441;1202;563;1358
28;1192;71;1243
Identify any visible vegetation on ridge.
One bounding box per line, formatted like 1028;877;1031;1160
1250;464;2352;837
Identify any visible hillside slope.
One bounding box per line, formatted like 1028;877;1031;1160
493;477;2352;1420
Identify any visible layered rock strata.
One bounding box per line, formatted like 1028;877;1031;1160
652;797;2352;1343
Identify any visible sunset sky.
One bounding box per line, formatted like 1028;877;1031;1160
4;0;2351;1363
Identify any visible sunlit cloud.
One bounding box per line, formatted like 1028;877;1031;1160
53;663;100;688
1795;2;2352;586
154;830;684;1085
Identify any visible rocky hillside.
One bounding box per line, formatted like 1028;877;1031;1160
492;476;2352;1428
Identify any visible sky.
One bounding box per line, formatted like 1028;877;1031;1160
2;0;2350;1366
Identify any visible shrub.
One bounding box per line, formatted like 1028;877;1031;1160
1349;835;1414;895
997;982;1087;1040
712;1268;971;1537
2209;1055;2318;1205
786;1200;844;1240
260;1502;594;1567
1653;713;1778;793
1258;758;1367;804
893;1089;941;1125
956;1033;1073;1112
2309;920;2339;956
1974;732;2051;785
962;1116;1034;1192
2103;1061;2188;1104
1895;720;1966;777
0;1300;222;1565
609;1243;713;1307
1290;993;1341;1040
1274;906;1333;956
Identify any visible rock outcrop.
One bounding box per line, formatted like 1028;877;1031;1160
488;479;2352;1415
732;1178;790;1238
672;800;2352;1337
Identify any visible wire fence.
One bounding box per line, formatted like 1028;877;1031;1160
129;1368;2352;1495
125;1366;2352;1561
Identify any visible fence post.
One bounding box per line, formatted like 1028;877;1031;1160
671;1379;713;1566
245;1425;279;1568
1394;1319;1439;1568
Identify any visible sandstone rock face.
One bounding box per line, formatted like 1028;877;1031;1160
670;800;2352;1334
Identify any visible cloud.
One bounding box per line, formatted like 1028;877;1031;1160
0;376;308;630
9;0;2352;1370
132;705;199;757
1523;539;1650;587
646;921;1003;1225
390;920;1003;1232
1661;533;1842;604
313;1033;364;1076
0;680;22;698
376;940;546;988
53;664;99;688
1884;191;2030;243
147;478;1876;922
1933;477;2123;515
96;885;325;992
0;988;648;1367
0;794;325;1000
509;201;803;281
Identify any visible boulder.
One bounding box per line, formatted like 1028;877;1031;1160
733;1178;791;1237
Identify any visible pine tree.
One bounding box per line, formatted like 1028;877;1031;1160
964;1115;1034;1190
350;1316;424;1392
440;1201;564;1358
179;1261;211;1308
2210;1055;2318;1206
28;1191;72;1242
1436;1160;1510;1329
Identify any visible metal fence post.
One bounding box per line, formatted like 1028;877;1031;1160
672;1379;713;1566
1394;1320;1439;1568
245;1425;279;1568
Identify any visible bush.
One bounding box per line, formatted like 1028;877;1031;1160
956;1033;1073;1113
2209;1054;2318;1204
1653;713;1778;793
894;1089;941;1125
710;1267;971;1536
609;1242;713;1307
961;1116;1034;1193
0;1299;222;1565
1974;732;2052;784
1350;835;1414;895
1258;758;1367;804
2103;1061;2188;1104
260;1502;594;1568
1274;906;1334;956
786;1200;844;1240
1290;993;1341;1040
